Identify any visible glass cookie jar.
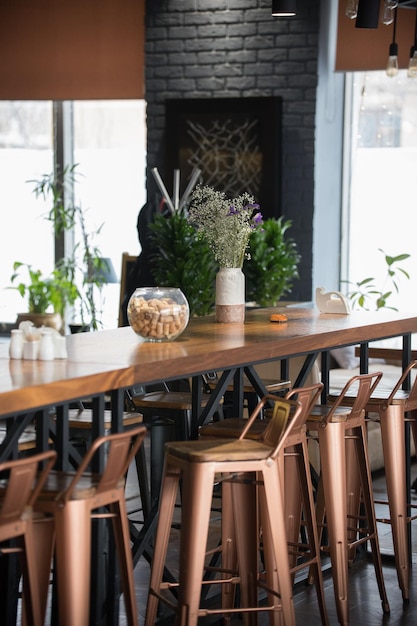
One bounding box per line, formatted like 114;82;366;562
127;287;189;342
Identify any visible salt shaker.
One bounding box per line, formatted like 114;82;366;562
39;329;54;361
9;329;24;359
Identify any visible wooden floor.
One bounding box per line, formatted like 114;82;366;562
120;453;417;626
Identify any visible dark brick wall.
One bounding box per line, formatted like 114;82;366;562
145;0;320;301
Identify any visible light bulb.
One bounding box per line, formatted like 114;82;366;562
386;42;399;77
408;49;417;78
382;1;398;26
345;0;358;19
386;56;399;77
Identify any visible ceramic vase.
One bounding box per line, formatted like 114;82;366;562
215;267;245;323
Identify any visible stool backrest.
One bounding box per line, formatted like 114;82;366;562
239;385;323;459
327;371;383;422
0;449;57;530
57;425;147;503
285;382;324;414
387;360;417;409
264;383;323;457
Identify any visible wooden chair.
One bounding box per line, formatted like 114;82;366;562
34;426;147;626
118;252;138;327
145;395;328;626
0;449;57;626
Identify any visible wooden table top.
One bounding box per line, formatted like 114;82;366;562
1;306;417;415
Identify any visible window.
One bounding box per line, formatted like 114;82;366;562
0;100;146;329
342;71;417;316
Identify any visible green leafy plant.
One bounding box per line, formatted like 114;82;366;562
27;165;108;330
343;249;411;311
149;208;218;317
10;260;79;317
243;217;300;307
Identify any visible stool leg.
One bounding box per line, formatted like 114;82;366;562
145;463;181;626
176;463;215;626
345;429;361;565
230;475;258;626
379;405;409;600
297;440;329;626
317;421;349;626
354;423;390;614
283;447;303;574
54;499;92;626
261;465;296;626
110;497;139;626
21;523;43;626
221;479;238;612
26;515;55;626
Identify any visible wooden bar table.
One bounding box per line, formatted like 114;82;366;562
0;306;417;625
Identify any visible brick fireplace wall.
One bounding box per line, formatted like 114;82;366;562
144;0;321;301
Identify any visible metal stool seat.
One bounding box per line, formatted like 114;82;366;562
328;359;417;602
307;372;390;626
145;395;328;626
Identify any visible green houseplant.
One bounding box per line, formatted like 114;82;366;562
9;260;79;333
27;165;107;330
243;217;301;307
343;249;411;311
148;208;218;317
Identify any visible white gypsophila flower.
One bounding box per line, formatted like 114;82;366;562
188;185;263;268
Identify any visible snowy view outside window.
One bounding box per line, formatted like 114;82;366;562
0;100;146;329
343;71;417;326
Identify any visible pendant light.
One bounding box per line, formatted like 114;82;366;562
355;0;381;29
408;11;417;78
345;0;359;19
381;0;398;26
386;7;399;77
271;0;296;17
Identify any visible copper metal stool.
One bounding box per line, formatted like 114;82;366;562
201;383;328;626
145;395;327;626
34;425;147;626
307;372;390;626
328;359;417;603
0;449;57;626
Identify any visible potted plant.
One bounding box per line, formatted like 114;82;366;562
243;217;301;307
9;260;80;333
24;165;109;331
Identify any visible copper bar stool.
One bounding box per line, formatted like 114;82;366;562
145;394;327;626
199;384;328;624
328;359;417;603
199;383;324;576
34;425;147;626
307;372;390;626
0;449;57;626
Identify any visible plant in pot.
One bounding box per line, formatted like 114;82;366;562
26;165;109;331
10;259;80;333
243;217;301;307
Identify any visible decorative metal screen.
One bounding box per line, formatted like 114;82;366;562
165;97;282;219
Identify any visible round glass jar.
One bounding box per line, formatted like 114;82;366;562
127;287;190;342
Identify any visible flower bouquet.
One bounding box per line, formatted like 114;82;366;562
188;185;263;323
188;185;263;268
